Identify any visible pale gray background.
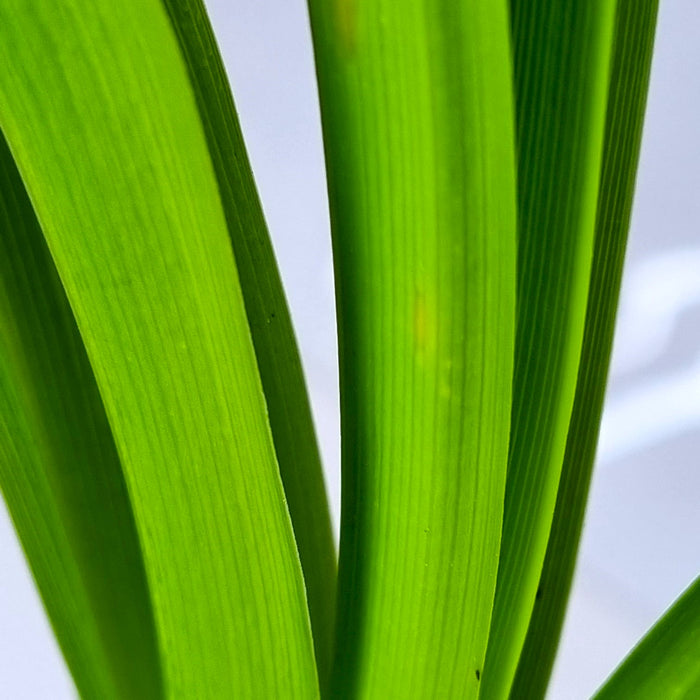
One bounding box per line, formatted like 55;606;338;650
1;1;698;697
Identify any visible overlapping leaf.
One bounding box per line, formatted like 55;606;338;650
0;1;318;696
0;0;687;698
512;3;660;696
0;133;162;700
482;3;617;697
162;1;336;680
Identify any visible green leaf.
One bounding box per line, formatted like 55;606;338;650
0;1;318;697
0;132;162;700
159;1;337;683
481;3;617;698
308;1;517;696
595;576;700;699
511;2;660;696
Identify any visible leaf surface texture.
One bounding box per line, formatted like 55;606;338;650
162;2;336;680
308;1;517;696
0;2;318;696
511;2;660;696
0;132;162;700
482;3;617;697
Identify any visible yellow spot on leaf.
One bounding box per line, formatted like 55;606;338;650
335;0;358;56
413;292;436;360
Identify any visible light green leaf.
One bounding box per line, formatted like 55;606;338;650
159;1;337;683
512;2;660;696
308;1;517;696
0;1;318;697
0;132;162;700
596;576;700;699
482;3;617;698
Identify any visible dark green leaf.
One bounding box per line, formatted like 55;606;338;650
512;3;660;696
482;3;617;697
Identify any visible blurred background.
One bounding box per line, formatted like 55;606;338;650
1;1;698;697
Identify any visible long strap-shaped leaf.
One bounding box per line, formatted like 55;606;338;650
308;2;516;696
511;3;660;697
0;2;318;697
481;3;617;698
161;2;336;681
0;134;162;699
596;576;700;699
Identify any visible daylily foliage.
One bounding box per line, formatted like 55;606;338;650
1;1;697;699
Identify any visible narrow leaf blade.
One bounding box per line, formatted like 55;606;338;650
162;2;336;681
596;576;700;699
512;3;660;696
482;3;617;697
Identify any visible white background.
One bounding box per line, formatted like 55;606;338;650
1;1;698;697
